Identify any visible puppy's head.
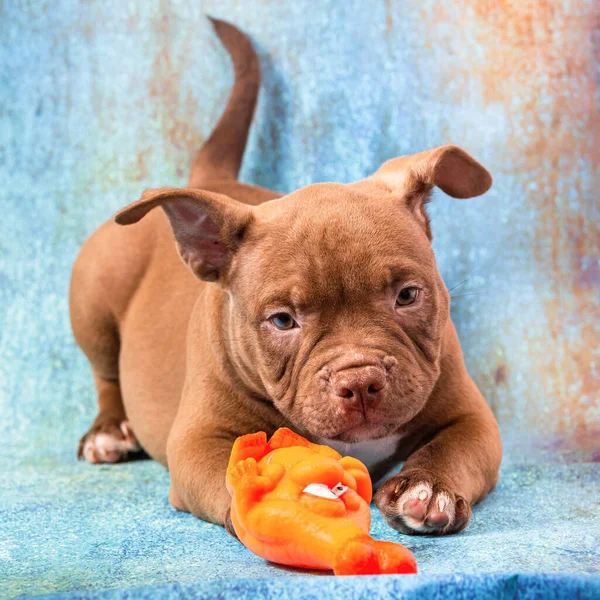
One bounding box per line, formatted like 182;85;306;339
116;145;491;442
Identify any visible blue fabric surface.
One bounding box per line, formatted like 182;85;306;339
1;0;598;598
2;454;598;597
28;574;600;600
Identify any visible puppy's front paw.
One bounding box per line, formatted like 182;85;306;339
374;470;471;535
78;418;141;464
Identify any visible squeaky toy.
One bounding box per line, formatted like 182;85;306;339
226;428;417;575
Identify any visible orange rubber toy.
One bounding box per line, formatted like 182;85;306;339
226;428;417;575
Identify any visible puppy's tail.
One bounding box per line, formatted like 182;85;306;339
188;18;260;187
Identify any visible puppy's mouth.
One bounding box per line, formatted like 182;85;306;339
331;421;391;443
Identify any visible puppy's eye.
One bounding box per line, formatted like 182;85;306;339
396;287;419;307
269;313;297;330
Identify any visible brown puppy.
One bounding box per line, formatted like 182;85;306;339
70;19;501;536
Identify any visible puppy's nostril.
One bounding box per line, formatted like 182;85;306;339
367;383;382;394
339;388;354;399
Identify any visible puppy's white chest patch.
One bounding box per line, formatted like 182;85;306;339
316;434;403;471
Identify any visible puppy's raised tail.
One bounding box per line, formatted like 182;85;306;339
188;18;260;187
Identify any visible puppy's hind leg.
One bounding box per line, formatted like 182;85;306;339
70;249;141;464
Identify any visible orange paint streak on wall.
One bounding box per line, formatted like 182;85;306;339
147;0;204;178
464;0;599;440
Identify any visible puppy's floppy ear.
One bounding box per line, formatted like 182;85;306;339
371;145;492;237
115;187;253;282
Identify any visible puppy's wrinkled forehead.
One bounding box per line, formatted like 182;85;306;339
235;182;436;309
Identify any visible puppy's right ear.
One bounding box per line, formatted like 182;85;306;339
370;145;492;239
372;145;492;200
115;187;253;283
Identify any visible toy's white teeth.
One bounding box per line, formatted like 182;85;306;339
302;483;339;499
331;482;349;498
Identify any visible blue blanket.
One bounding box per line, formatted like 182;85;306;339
1;0;598;598
2;450;598;597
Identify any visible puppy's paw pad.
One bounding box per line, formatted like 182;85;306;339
400;483;432;522
78;419;140;464
375;473;471;535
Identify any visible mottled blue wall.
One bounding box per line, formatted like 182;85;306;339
1;0;598;463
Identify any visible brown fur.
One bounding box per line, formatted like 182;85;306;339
71;19;501;535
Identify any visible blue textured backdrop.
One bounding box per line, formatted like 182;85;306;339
1;0;598;598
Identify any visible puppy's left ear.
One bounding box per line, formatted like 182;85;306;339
115;187;252;283
371;145;492;237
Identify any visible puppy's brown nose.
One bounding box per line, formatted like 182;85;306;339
332;365;387;411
